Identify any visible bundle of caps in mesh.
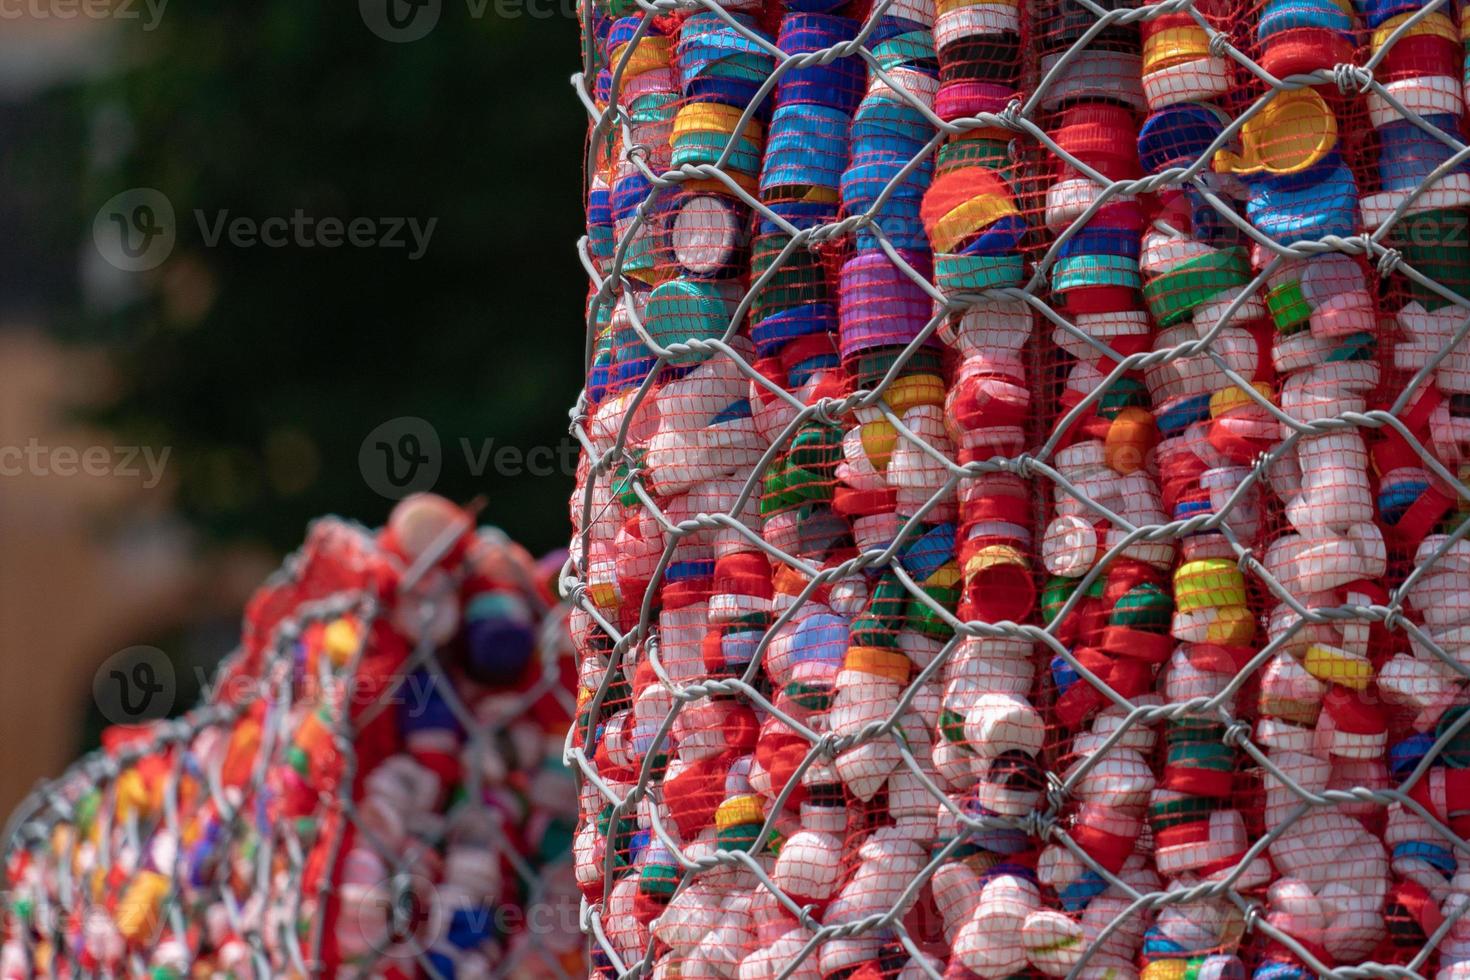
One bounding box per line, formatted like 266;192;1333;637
573;0;1470;975
1;494;583;979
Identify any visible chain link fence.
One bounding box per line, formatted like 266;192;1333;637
3;496;583;979
566;0;1470;976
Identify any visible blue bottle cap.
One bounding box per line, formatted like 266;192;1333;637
1242;155;1358;246
1379;480;1429;525
793;613;850;664
611;171;655;224
957;214;1029;256
1051;653;1080;694
1138;102;1229;176
761;200;841;233
720;628;763;670
1377;114;1467;193
1393;839;1456;875
1059;869;1109;911
1156;392;1214;436
775;14;865;112
608;14;664;52
1358;0;1421;28
851;99;938;149
854;223;931;252
1256;0;1353;41
752;304;836;357
899;523;959;581
1057;226;1142;261
645;279;737;365
1252;961;1309;980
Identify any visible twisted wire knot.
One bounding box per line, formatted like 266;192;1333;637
1235;547;1256;573
1377;247;1404;278
1332;62;1373;94
998;99;1025;132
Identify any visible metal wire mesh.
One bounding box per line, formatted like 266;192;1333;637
566;0;1470;976
2;495;584;979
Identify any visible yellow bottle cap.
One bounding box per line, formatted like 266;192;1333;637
1374;10;1457;51
1215;88;1337;176
885;373;948;413
1204;606;1256;646
323;618;361;667
117;870;170;942
930;195;1020;255
861;419;898;472
1143;25;1212;74
672;102;765;142
1142;960;1189;980
1174;558;1247;612
1209;381;1274;418
843;645;913;684
1304;642;1373;690
715;793;766;830
965;544;1029;579
610;36;671;77
928;561;962;591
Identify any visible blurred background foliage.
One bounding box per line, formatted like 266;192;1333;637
42;0;585;555
0;0;586;807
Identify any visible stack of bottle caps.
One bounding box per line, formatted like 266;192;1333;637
3;495;582;979
570;0;1470;975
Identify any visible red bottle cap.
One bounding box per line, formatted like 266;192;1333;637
1377;32;1460;83
1101;625;1175;662
1401;382;1444;435
1069;819;1136;873
714;552;774;599
1258;27;1354;80
1389;484;1456;551
661;576;713;611
1323;686;1387;735
959;494;1033;528
1163;762;1235;797
663;753;733;838
833;485;898;517
1055;284;1140;316
1053;103;1142;178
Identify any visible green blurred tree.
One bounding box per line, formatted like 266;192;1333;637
67;0;587;555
